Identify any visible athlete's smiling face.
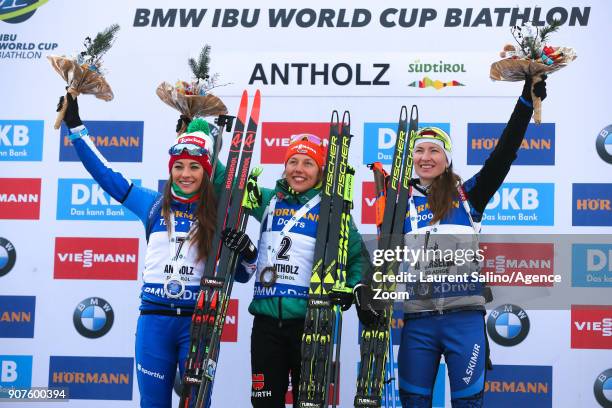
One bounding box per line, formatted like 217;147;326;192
171;159;204;194
285;154;320;193
413;142;448;185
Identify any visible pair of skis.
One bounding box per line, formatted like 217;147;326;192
179;90;261;408
298;111;355;408
354;105;418;408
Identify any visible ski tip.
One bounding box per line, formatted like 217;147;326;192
241;89;248;100
254;89;261;99
342;110;351;127
331;110;339;123
410;105;418;122
400;106;408;121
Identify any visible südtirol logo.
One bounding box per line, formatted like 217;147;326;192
596;124;612;165
407;59;466;89
0;0;48;24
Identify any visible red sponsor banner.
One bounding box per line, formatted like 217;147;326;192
261;122;329;164
571;305;612;349
54;237;139;280
361;181;377;225
479;242;554;286
221;299;239;342
285;366;339;405
0;178;41;220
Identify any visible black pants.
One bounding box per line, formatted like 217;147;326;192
250;315;304;408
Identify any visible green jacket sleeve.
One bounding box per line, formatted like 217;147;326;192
249;186;276;222
345;216;370;288
212;161;226;197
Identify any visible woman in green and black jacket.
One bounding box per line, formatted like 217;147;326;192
222;134;368;407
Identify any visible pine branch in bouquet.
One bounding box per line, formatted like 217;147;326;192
81;24;120;67
538;19;562;43
188;44;211;81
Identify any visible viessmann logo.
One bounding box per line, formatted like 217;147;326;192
54;237;139;280
260;122;329;164
571;305;612;350
480;242;554;286
0;178;40;219
467;123;555;165
221;299;239;342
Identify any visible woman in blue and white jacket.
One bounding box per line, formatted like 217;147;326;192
56;94;256;407
357;76;548;408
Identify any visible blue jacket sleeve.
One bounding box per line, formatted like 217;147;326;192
72;130;159;226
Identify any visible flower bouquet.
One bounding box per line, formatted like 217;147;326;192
48;24;119;129
156;45;228;133
490;20;576;123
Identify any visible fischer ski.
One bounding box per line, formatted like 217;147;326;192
354;105;418;408
298;111;354;408
179;90;262;408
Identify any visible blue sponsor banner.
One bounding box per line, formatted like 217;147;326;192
483;183;554;226
48;356;133;400
363;122;449;164
484;365;552;407
56;179;141;221
0;296;35;338
0;120;43;161
467;123;555;165
572;183;612;226
59;121;144;162
572;244;612;287
157;179;166;193
0;355;32;396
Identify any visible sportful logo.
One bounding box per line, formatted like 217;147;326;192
0;120;43;161
260;122;329;164
484;365;552;407
363;122;449;164
54;237;138;280
572;183;612;226
483;183;554;226
59;121;144;162
56;179;141;221
0;178;40;219
571;305;612;350
467;123;555;165
572;244;612;287
0;0;48;24
480;242;554;286
0;295;35;338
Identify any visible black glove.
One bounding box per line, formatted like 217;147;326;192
56;93;82;128
521;74;547;103
221;228;257;262
329;288;354;311
354;284;381;328
176;115;192;133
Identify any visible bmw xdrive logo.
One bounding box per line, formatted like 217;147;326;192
0;238;16;277
596;125;612;164
486;304;530;346
594;368;612;408
73;297;114;338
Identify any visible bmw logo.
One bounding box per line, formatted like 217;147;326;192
486;304;530;347
594;368;612;408
0;238;16;278
596;125;612;164
73;297;114;338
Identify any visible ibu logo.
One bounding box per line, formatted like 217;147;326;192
0;355;32;396
56;179;141;221
483;183;554;226
0;120;43;161
0;0;48;24
363;122;449;164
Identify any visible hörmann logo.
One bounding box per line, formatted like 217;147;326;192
54;237;138;280
0;295;35;338
363;122;449;164
468;123;555;165
261;122;329;163
0;0;48;24
484;365;552;407
0;178;40;219
571;305;612;350
56;179;140;221
59;121;144;162
483;183;554;226
48;356;133;400
0;120;43;161
480;242;554;286
572;183;612;226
